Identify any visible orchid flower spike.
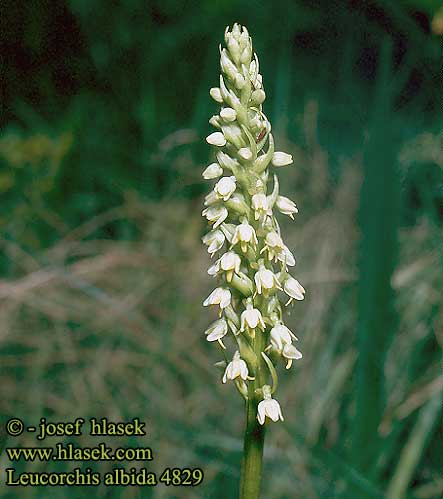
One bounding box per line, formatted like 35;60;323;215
201;24;305;427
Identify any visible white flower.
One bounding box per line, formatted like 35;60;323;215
202;205;228;228
240;301;265;337
222;350;249;383
203;287;231;311
219;251;241;282
214;176;236;201
254;265;281;295
220;107;237;122
276;195;298;219
231;220;258;252
202;162;223;179
257;385;284;425
276;244;296;267
260;231;284;261
206;132;226;147
209;87;223;103
283;276;305;305
205;318;228;348
251;193;269;220
204;190;218;206
202;229;225;256
272;152;293;167
270;324;297;351
238;147;252;161
207;258;221;276
282;344;302;369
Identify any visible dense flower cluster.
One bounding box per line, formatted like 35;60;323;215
202;24;305;425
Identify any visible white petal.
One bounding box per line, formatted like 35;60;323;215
257;402;266;425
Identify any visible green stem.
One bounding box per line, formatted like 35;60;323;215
239;328;267;499
239;388;265;499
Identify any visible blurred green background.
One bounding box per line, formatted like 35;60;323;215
1;1;442;498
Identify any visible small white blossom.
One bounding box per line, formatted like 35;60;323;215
220;107;237;122
231;220;258;252
254;265;281;295
202;205;228;228
207;258;221;276
240;301;265;337
276;195;298;219
276;244;296;267
260;231;284;261
257;385;284;425
203;287;231;310
205;318;228;348
219;251;241;282
206;131;227;147
282;344;302;369
283;276;306;305
204;190;218;206
214;176;236;201
202;229;225;256
210;87;223;103
270;324;297;351
223;350;249;383
251;193;269;220
202;163;223;179
272;152;293;167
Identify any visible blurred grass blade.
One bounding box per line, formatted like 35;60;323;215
351;37;401;477
386;390;443;499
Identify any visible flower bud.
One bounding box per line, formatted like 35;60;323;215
220;48;239;82
272;152;293;167
251;89;266;105
206;131;226;147
220;107;237;122
202;162;223;179
210;87;223;103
